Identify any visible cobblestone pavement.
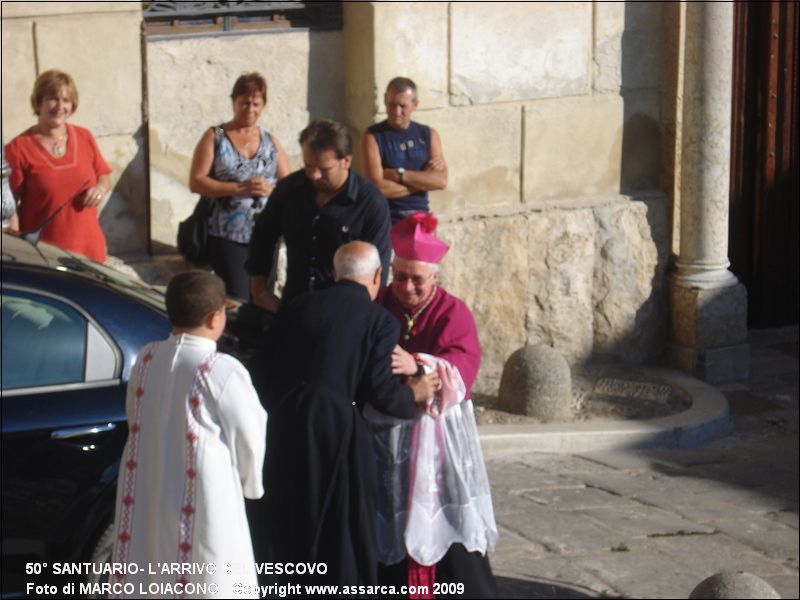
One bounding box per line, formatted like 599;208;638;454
486;326;799;599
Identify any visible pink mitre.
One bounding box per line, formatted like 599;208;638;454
390;211;449;263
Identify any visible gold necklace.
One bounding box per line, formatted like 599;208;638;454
400;286;437;341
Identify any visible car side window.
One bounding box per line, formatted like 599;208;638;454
1;291;88;390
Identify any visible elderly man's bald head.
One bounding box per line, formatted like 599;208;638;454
334;241;380;278
334;241;383;299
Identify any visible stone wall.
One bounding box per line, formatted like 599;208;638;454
436;194;670;394
146;30;344;246
2;2;675;396
344;2;671;394
1;2;148;255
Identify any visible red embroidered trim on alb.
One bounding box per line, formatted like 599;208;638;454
175;351;220;596
111;343;157;596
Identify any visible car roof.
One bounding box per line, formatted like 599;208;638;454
2;233;168;312
2;234;251;372
1;232;74;268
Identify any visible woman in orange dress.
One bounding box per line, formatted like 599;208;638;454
5;69;112;262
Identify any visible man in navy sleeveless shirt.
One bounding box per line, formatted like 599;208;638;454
362;77;448;223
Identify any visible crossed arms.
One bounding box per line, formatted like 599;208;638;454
361;127;448;199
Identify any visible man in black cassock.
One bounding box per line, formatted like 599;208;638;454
251;241;440;588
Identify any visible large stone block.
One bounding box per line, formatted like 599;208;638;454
149;170;196;249
438;216;528;395
148;125;193;194
587;1;663;95
96;133;149;255
594;3;664;93
424;195;671;396
594;36;623;94
147;122;197;248
343;2;376;134
147;30;344;163
593;3;664;187
670;281;748;349
621;90;662;193
1;2;133;18
373;2;448;111
35;12;142;137
592;196;669;363
593;1;664;94
527;209;596;365
668;274;748;384
1;18;37;144
668;342;750;385
425;106;522;215
620;31;663;91
593;2;625;92
624;2;665;32
450;2;591;105
524;95;624;202
595;1;626;40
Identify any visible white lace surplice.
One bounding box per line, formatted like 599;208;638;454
366;354;498;566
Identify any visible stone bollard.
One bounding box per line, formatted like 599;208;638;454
688;571;781;599
497;344;572;421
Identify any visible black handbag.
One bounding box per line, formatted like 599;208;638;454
176;125;224;266
177;196;214;265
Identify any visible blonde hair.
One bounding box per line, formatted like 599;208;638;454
30;70;79;115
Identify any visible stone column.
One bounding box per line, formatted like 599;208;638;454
669;2;749;383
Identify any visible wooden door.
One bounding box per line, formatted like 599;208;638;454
730;1;799;327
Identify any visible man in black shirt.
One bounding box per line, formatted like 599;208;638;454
246;119;392;312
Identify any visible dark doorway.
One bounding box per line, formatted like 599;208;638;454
730;1;799;327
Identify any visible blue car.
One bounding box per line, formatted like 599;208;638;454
1;233;261;596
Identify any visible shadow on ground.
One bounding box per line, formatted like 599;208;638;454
643;332;799;515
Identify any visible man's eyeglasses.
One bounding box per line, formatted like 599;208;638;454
392;271;434;286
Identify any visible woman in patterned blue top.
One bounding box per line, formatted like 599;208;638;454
190;72;290;299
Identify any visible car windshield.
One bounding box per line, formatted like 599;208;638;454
56;257;166;313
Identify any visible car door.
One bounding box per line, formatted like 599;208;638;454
1;286;128;590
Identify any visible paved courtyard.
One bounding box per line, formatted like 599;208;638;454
487;326;799;599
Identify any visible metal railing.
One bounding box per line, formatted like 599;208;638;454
142;1;342;36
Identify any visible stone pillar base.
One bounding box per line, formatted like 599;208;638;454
668;342;749;384
669;279;749;384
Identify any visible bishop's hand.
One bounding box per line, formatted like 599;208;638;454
391;345;418;376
